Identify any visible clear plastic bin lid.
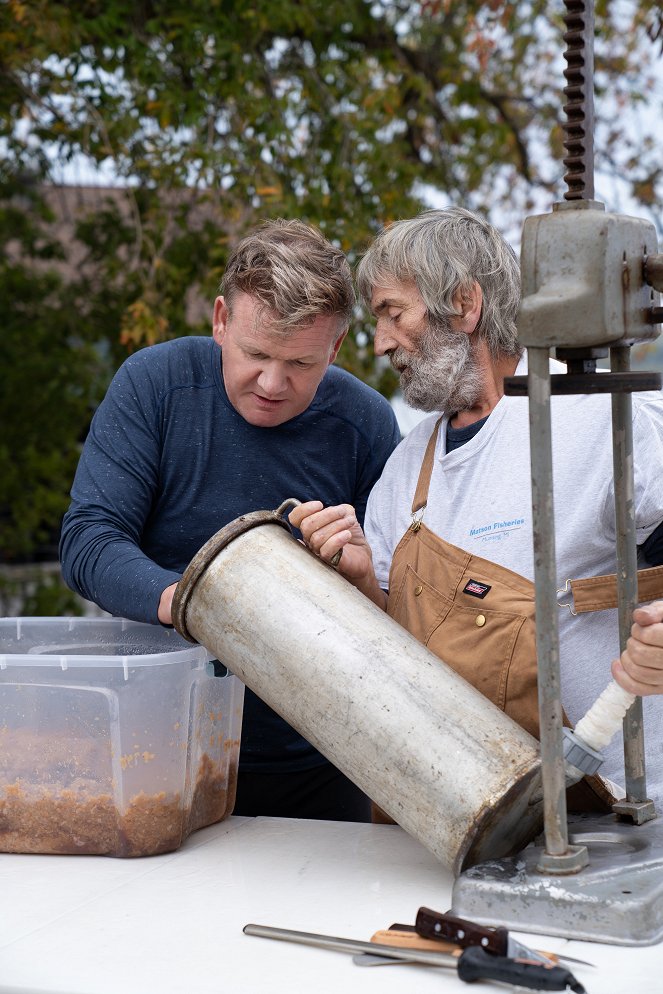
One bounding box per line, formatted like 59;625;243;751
0;617;212;669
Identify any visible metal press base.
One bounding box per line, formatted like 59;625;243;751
452;813;663;946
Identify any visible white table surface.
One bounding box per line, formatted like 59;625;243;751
1;816;662;994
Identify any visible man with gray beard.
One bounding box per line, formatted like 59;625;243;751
389;311;483;414
290;206;663;813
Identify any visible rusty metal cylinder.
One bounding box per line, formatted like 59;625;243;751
172;506;544;873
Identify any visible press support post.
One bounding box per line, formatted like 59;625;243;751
527;347;588;873
610;347;657;823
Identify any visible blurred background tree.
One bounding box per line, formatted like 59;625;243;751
1;0;662;575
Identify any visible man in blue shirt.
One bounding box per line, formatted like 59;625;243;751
60;219;401;821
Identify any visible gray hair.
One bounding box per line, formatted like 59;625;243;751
221;218;354;333
356;207;522;360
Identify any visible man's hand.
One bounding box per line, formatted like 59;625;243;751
612;600;663;696
158;582;178;625
288;501;387;609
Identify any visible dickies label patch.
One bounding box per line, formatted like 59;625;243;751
463;579;491;599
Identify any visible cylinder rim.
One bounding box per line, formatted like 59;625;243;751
172;508;293;643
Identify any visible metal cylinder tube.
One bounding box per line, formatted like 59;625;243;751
173;510;545;873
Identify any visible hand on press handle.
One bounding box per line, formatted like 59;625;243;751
612;599;663;696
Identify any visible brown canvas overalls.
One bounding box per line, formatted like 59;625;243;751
375;418;663;821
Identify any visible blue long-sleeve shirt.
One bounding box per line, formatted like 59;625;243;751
60;336;400;771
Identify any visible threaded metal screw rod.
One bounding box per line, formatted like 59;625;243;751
562;0;595;200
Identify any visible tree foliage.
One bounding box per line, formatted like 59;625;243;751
0;181;106;560
1;0;662;561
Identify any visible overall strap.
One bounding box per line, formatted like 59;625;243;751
568;565;663;614
412;416;445;518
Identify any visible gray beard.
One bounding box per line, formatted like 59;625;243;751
390;316;483;413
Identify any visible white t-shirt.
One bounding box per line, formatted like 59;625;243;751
365;354;663;805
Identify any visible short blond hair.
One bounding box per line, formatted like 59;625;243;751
222;219;354;332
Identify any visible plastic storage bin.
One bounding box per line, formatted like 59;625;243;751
0;617;244;857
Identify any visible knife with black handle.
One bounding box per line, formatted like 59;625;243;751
243;923;586;992
458;947;586;991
